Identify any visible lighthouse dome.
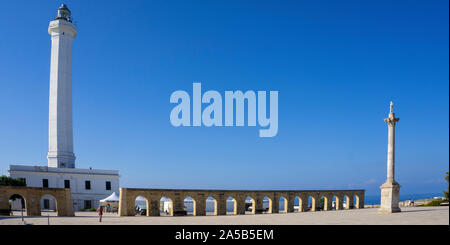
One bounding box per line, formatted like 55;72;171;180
56;4;72;22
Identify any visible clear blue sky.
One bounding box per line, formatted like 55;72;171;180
0;0;448;195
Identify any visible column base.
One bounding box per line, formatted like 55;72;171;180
378;181;401;214
47;151;76;168
377;207;401;214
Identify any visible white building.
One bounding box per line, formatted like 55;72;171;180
8;4;119;211
9;165;119;211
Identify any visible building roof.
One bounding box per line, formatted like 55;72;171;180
9;165;119;176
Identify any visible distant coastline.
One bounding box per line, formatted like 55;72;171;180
364;192;443;205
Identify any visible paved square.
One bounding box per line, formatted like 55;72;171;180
0;206;448;225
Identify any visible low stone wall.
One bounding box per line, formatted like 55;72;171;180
119;188;365;216
0;186;74;216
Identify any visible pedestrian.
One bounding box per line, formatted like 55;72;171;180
97;205;103;223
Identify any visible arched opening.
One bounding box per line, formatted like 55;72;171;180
160;196;173;216
206;196;217;215
332;196;339;210
279;196;288;213
294;196;302;212
319;195;328;211
226;196;237;215
184;196;196;216
40;194;58;216
245;196;255;214
319;196;324;211
307;196;315;211
9;194;27;216
344;195;351;209
353;195;359;209
263;196;272;213
134;195;148;216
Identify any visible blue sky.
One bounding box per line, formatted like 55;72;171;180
0;0;448;195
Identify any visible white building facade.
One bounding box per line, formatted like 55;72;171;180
8;5;120;211
9;165;119;211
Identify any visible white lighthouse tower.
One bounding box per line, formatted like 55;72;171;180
9;4;120;212
47;4;77;168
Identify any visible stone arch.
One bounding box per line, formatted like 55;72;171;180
263;196;273;213
134;195;149;216
294;196;302;212
206;196;217;215
307;196;316;211
226;196;237;215
40;193;58;215
279;196;288;213
0;187;74;217
245;196;256;214
183;196;196;216
319;195;327;211
160;196;173;216
117;188;365;217
8;193;27;216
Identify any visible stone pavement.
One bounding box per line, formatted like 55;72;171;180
0;206;448;225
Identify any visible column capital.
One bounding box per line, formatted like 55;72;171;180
384;116;400;126
384;101;400;126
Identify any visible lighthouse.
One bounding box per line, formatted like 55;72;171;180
47;4;77;168
8;4;119;211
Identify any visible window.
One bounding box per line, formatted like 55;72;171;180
43;179;49;188
64;180;70;188
44;199;50;209
106;181;111;190
85;180;91;190
84;200;92;209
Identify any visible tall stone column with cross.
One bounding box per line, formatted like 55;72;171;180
378;102;401;213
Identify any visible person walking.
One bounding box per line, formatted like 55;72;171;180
97;205;103;223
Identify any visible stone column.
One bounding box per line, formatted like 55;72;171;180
28;195;41;216
58;189;74;216
216;194;227;215
149;199;160;216
172;194;184;216
268;194;277;213
324;197;333;211
191;199;197;216
236;196;246;215
255;195;264;214
195;195;206;216
299;195;308;212
118;188;131;216
378;102;401;214
0;191;9;211
357;194;365;209
336;195;344;210
347;195;354;209
311;195;320;211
